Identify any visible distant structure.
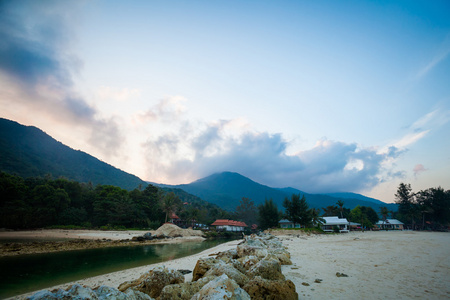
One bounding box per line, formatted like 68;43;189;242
211;219;248;232
375;219;404;230
279;216;349;233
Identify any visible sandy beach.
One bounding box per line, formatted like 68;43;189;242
6;230;450;300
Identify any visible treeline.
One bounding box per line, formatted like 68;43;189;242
0;172;231;229
395;183;450;230
239;194;381;231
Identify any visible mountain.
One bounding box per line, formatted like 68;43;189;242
155;171;398;213
0;118;146;190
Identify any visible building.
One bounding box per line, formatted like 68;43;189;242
375;219;404;230
211;219;248;232
321;216;349;233
279;219;301;229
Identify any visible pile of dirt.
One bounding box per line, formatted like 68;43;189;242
154;223;205;238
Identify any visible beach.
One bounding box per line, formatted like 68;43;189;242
6;230;450;300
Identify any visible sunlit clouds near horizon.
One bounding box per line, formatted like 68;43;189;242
1;0;449;202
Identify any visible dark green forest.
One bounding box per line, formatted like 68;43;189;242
0;172;231;230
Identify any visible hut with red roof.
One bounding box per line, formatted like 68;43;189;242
211;219;248;232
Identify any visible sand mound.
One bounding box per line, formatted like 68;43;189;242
154;223;205;237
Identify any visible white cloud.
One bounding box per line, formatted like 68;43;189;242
415;34;450;80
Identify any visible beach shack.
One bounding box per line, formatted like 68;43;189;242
279;219;301;229
321;216;349;233
211;219;248;232
375;219;404;230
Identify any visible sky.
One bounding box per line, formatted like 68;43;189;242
1;0;449;203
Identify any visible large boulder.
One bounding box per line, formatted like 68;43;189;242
192;257;223;281
243;276;298;300
118;266;184;298
204;263;249;287
95;286;153;300
154;223;204;238
246;259;285;280
236;244;268;259
159;276;212;300
191;274;251;300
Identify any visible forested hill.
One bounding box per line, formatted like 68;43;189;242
0;118;146;190
157;171;398;212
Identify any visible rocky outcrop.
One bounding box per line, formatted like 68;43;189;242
191;274;251;300
26;284;153;300
153;224;205;238
118;266;184;298
26;232;297;300
243;276;298;300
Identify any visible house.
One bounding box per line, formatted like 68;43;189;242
321;217;349;233
375;219;404;230
211;219;248;232
279;219;301;229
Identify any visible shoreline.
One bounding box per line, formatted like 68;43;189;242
7;239;242;300
0;229;205;256
5;230;450;299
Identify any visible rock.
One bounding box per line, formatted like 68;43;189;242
314;279;323;283
336;272;349;277
159;276;212;300
95;285;153;300
118;266;184;298
192;257;223;281
154;223;204;238
177;269;192;275
236;244;268;259
243;276;298;300
237;255;261;271
143;232;153;240
191;274;251;300
26;290;59;300
247;258;285;280
302;282;310;286
204;263;249;287
66;284;99;298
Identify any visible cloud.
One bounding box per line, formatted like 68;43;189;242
415;34;450;79
413;164;427;177
136;96;187;123
0;0;124;158
143;121;405;193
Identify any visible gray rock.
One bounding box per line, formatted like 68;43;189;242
191;274;251;300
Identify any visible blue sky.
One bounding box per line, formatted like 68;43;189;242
1;0;449;203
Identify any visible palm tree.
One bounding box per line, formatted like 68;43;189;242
380;206;389;230
336;200;344;218
310;208;325;227
322;205;338;217
161;192;181;223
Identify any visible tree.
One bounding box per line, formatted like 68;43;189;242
283;194;312;228
336;200;344;218
235;197;258;227
395;183;418;229
379;206;389;230
322;205;339;217
348;205;377;231
161;192;182;223
258;198;280;230
310;208;324;227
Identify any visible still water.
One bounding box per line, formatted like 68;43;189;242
0;240;227;299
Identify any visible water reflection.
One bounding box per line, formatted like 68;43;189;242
0;240;226;299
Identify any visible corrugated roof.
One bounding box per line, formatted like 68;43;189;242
376;219;404;225
323;216;348;225
211;219;248;227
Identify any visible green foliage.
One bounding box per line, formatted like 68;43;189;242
348;205;378;229
235;197;258;226
258;198;280;230
283;194;312;227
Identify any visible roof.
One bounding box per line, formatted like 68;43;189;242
323;216;349;225
170;213;179;219
279;219;292;224
211;219;248;227
376;219;404;225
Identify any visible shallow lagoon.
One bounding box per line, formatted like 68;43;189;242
0;240;226;299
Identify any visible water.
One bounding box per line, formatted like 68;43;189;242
0;240;227;299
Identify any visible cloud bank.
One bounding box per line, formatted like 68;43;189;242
141;103;405;193
0;0;123;157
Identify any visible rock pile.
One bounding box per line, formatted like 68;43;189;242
26;233;297;299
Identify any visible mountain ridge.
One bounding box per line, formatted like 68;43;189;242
153;171;398;212
0;118;147;190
